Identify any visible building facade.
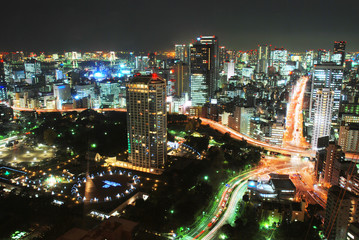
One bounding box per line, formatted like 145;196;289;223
312;89;334;150
126;74;167;173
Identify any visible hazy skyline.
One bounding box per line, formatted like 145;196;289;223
1;0;359;52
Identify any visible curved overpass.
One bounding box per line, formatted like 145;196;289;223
200;118;315;158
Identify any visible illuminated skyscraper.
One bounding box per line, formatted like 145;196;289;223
0;60;4;81
175;44;188;63
316;49;331;64
219;46;227;71
305;50;314;70
270;47;287;75
126;74;167;173
189;35;219;105
0;83;7;101
190;73;207;106
257;44;270;73
332;41;346;66
310;63;343;122
312;89;334;150
172;62;189;97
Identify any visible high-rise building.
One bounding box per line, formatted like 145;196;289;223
257;44;271;73
175;44;188;63
315;142;345;185
305;50;314;70
190;73;207;106
126;74;167;173
148;53;157;68
339;122;359;153
310;64;343;122
270;47;287;75
333;41;347;66
219;46;226;71
324;185;359;240
316;49;331;64
224;60;235;82
189;35;219;104
172;62;189;97
0;60;4;81
0;83;7;101
53;84;71;110
312;89;334;150
228;107;254;136
24;60;41;79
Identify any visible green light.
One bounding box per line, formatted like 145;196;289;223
4;171;10;176
170;210;174;214
91;143;97;148
220;234;227;239
313;226;317;229
204;176;208;181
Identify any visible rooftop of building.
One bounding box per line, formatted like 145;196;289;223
270;178;296;191
129;74;165;85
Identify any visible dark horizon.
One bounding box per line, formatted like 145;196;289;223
1;0;359;52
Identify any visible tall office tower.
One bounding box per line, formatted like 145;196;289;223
148;53;157;68
0;83;7;101
324;185;359;240
53;84;72;110
224;60;235;82
315;142;345;184
126;74;167;173
190;73;207;106
175;44;188;63
24;60;41;79
310;63;343;122
228;107;254;136
305;50;314;70
270;47;288;75
312;89;334;150
257;44;270;73
135;56;149;71
339;122;359;153
173;62;189;97
316;49;331;64
219;46;227;71
0;60;4;81
189;35;219;105
332;41;347;66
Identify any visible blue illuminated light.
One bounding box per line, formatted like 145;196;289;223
58;86;66;89
94;72;104;78
248;180;257;188
121;70;131;75
74;95;80;100
102;180;122;188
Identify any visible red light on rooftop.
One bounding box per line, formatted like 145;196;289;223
152;73;158;78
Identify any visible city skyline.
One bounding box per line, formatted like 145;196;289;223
1;0;359;52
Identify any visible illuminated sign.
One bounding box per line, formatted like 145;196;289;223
102;180;122;188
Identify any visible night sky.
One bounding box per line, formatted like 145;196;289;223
2;0;359;52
